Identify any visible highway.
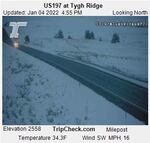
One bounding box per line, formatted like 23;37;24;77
3;29;148;124
18;45;148;124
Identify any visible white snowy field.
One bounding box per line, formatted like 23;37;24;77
27;37;148;85
3;43;143;125
6;16;146;84
3;16;147;124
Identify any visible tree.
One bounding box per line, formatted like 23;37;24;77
111;33;120;43
24;35;30;44
85;30;95;40
54;30;64;39
90;32;95;39
85;30;90;39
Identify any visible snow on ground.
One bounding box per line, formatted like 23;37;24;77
3;43;143;125
5;16;146;84
27;37;148;84
3;16;147;125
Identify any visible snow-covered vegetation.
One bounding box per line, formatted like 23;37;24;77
3;16;147;124
3;43;143;125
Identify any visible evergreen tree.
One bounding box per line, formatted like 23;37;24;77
85;30;95;40
111;33;120;43
24;35;30;43
54;30;64;39
85;30;90;39
90;32;95;39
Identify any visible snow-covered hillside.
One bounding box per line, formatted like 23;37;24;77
3;16;147;124
3;43;143;125
4;16;147;84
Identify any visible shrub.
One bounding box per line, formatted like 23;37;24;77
68;35;72;39
99;37;102;42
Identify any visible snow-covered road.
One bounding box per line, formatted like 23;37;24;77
3;43;144;125
17;44;148;124
3;16;147;125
